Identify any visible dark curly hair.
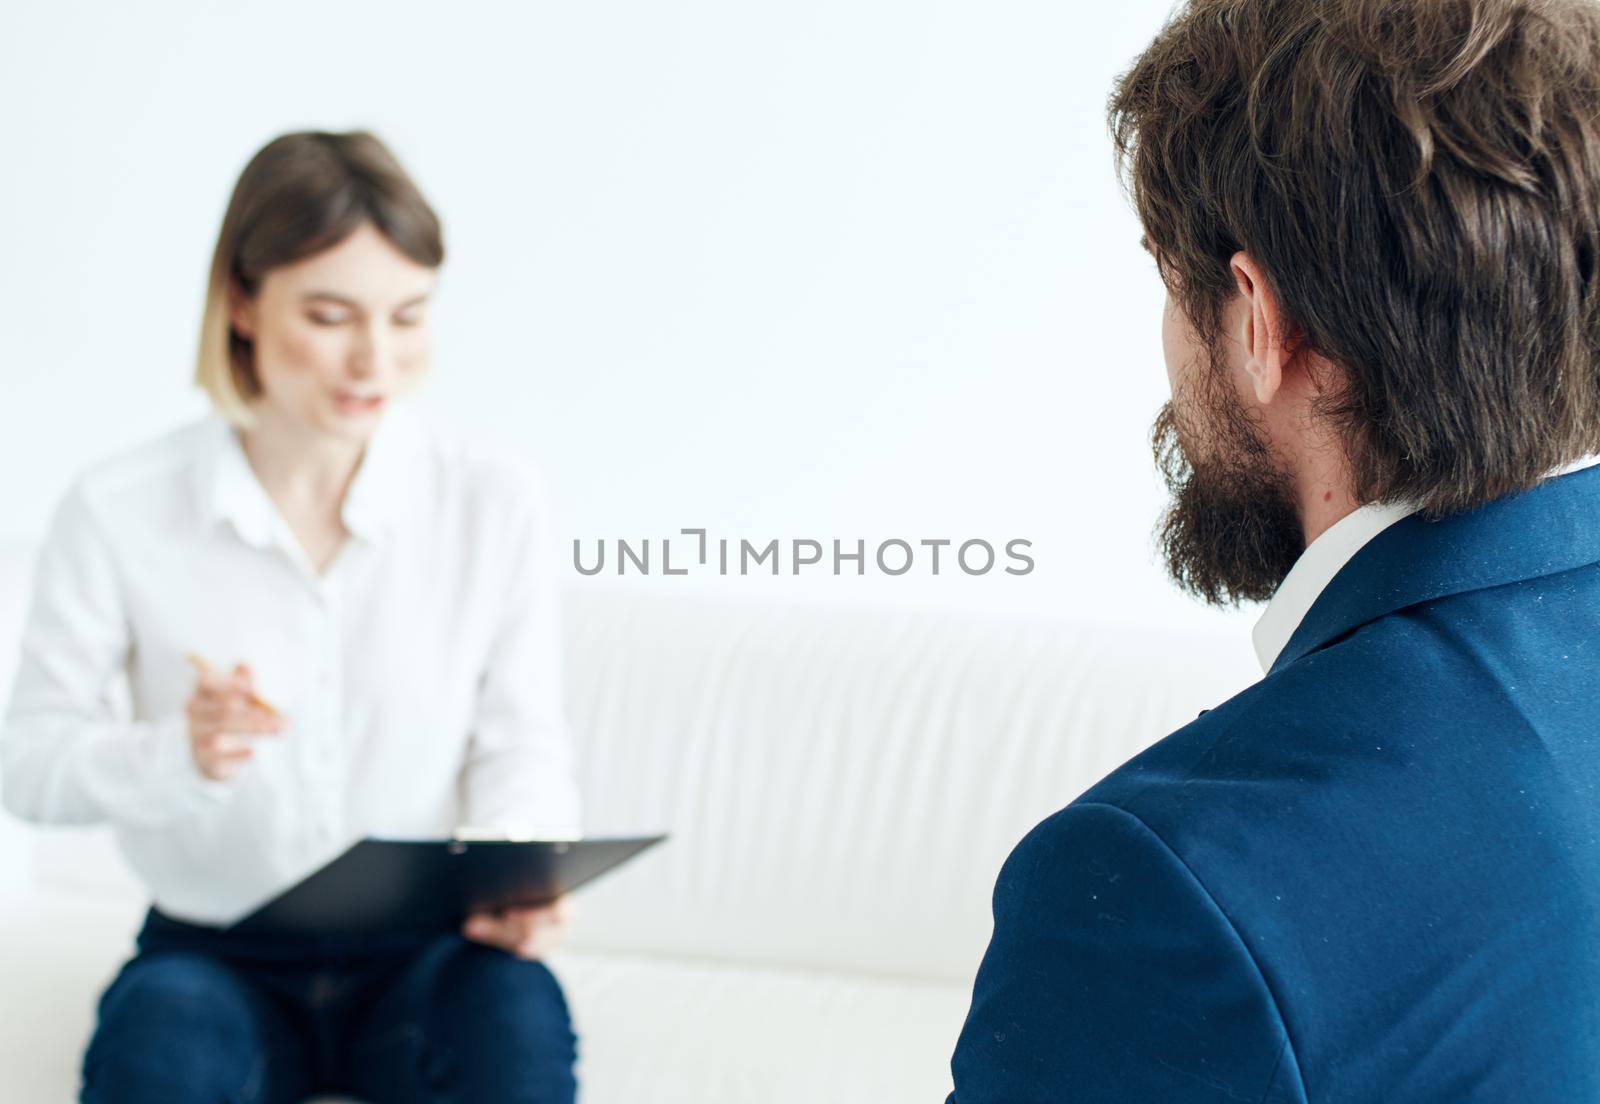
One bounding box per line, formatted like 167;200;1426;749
1110;0;1600;516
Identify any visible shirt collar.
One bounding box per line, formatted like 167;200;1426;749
340;401;421;544
194;400;422;553
1251;451;1600;674
1250;498;1414;674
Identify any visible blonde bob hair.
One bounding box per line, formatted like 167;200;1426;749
193;129;445;426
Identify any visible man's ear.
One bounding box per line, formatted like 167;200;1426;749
226;276;257;340
1230;250;1291;406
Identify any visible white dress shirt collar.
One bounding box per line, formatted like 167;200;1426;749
194;402;421;553
1249;497;1414;675
1252;451;1600;674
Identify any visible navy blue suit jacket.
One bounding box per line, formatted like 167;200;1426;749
947;464;1600;1102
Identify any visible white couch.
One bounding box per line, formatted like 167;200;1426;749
0;540;1260;1102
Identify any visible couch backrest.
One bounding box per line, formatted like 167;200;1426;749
0;544;1260;984
557;587;1258;983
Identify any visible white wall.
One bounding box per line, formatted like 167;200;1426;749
0;0;1259;651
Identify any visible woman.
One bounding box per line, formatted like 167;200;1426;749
1;130;583;1103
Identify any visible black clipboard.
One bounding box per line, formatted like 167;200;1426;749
228;833;667;936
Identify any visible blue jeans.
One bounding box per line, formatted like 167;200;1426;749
80;907;579;1103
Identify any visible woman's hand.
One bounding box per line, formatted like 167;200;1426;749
185;661;285;781
462;894;574;960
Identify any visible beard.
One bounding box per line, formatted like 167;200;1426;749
1150;352;1305;607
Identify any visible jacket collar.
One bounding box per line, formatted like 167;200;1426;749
194;401;420;554
1251;497;1416;672
1268;461;1600;676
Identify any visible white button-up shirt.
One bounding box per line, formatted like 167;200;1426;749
1252;452;1600;673
1;400;582;925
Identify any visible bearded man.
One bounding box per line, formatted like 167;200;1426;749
945;1;1600;1100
